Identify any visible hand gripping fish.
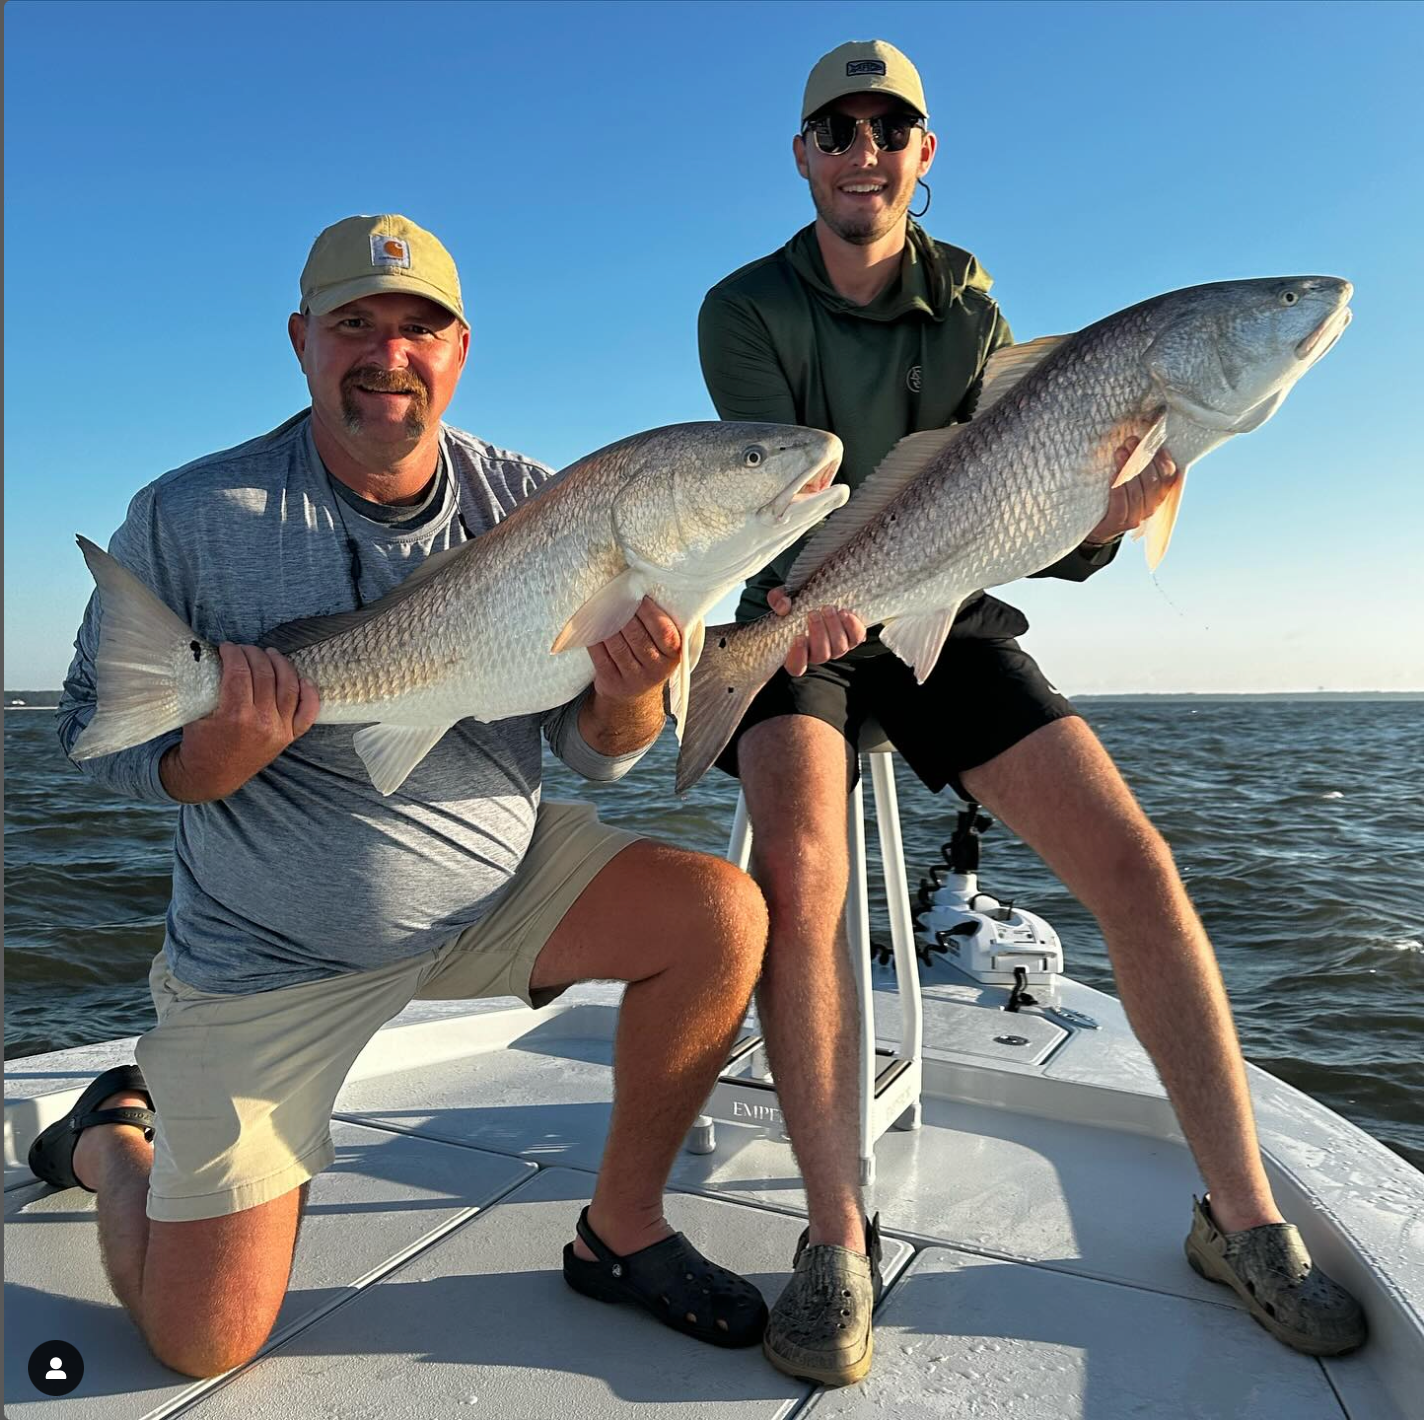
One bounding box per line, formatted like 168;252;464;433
675;276;1353;794
72;421;847;794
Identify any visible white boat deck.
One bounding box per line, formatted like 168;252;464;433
6;971;1423;1418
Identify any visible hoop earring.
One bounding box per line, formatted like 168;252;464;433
910;179;932;220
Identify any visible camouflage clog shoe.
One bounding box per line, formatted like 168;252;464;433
763;1214;883;1386
1184;1195;1367;1355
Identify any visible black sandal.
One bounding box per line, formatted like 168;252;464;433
27;1063;155;1192
562;1205;768;1348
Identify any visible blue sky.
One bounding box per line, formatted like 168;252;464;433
5;0;1421;691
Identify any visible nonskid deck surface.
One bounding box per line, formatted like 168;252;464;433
4;986;1416;1419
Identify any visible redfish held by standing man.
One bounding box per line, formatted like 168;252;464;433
676;275;1354;793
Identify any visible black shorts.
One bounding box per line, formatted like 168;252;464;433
715;637;1079;801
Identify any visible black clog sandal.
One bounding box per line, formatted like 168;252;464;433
27;1063;155;1192
562;1205;768;1347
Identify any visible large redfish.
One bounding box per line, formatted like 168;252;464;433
72;422;846;794
676;276;1353;793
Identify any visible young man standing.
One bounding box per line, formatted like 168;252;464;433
699;41;1365;1386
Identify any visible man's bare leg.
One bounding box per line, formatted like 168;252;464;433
737;714;866;1252
69;1100;308;1377
528;840;769;1259
71;1091;155;1313
961;717;1280;1230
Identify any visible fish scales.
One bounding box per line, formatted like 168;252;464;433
676;277;1354;794
71;421;848;795
277;436;788;726
800;315;1153;625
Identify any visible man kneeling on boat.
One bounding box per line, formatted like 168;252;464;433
36;214;811;1378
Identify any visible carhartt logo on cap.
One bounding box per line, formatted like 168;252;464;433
300;214;466;325
846;59;886;77
370;234;411;269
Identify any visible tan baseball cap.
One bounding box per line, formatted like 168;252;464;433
802;40;927;123
299;214;467;326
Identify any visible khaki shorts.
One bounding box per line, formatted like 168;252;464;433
135;800;641;1223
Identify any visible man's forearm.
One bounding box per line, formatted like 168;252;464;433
159;743;220;804
577;686;666;757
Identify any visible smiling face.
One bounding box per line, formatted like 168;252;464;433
289;292;470;462
793;93;936;246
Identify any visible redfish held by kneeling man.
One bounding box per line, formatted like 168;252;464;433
676;275;1354;794
72;421;847;795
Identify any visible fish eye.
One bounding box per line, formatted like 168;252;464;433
743;445;767;467
1280;290;1299;306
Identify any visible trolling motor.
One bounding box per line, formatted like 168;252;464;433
911;801;1063;1001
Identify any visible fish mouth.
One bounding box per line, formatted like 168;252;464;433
1296;301;1353;363
768;451;844;521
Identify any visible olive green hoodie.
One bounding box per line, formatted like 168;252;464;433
699;221;1116;630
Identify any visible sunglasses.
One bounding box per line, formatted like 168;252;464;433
801;110;924;156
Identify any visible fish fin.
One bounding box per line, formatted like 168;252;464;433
352;723;451;796
675;621;780;795
264;540;477;655
550;568;646;654
70;535;215;761
973;335;1070;417
1231;388;1288;433
1111;410;1169;488
787;426;963;591
685;616;706;673
264;608;384;655
1134;467;1189;571
879;602;962;685
667;618;706;744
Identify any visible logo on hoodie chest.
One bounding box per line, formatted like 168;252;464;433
906;364;923;394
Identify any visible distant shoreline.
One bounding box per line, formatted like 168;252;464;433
1077;691;1424;702
6;691;1422;710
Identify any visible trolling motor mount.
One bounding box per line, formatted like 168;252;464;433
946;802;994;876
913;800;1064;985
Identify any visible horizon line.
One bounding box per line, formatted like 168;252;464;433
6;688;1423;705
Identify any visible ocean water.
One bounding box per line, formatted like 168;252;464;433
4;697;1421;1172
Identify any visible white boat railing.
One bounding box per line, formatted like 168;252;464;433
694;738;924;1184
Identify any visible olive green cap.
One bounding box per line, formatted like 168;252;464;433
299;214;467;326
801;39;927;123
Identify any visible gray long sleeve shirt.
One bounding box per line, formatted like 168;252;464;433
58;411;647;995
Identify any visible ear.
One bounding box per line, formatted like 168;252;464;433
455;322;471;372
918;129;937;179
792;132;810;180
288;311;308;368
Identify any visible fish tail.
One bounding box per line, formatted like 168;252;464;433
70;535;219;761
675;616;793;795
